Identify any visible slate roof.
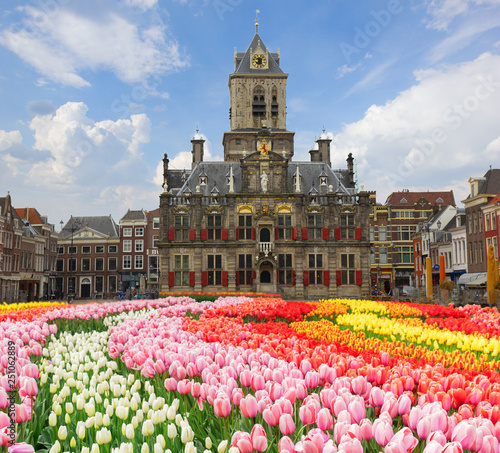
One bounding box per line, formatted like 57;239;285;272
167;169;191;191
385;191;455;207
0;197;6;215
120;209;146;221
478;169;500;195
176;160;352;197
61;216;119;238
234;33;284;75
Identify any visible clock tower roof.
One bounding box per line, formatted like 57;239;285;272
233;33;284;75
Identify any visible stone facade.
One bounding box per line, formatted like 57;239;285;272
158;31;371;299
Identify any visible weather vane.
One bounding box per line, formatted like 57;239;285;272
255;9;260;33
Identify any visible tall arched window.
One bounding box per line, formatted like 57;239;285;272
252;86;266;118
271;86;278;117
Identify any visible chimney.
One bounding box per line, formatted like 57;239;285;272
191;129;205;169
317;129;332;167
346;153;355;188
309;147;320;162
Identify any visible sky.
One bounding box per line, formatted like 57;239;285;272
1;0;500;228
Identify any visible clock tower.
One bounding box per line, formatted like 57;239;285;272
223;29;294;161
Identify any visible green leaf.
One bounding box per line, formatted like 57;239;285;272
37;426;53;447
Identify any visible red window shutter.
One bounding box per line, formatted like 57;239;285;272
201;271;208;286
168;229;175;241
303;270;309;286
221;229;228;241
201;229;208;241
335;228;341;240
336;270;342;286
356;270;362;286
354;228;361;240
323;270;330;286
292;228;298;240
275;228;279;240
322;228;329;240
236;272;240;286
302;228;309;240
252;228;256;240
292;270;296;285
276;270;280;282
235;229;239;240
189;271;195;287
168;271;175;287
222;271;228;286
189;229;196;241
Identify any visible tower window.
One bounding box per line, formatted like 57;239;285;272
252;86;266;118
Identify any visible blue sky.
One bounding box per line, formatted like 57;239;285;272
1;0;500;226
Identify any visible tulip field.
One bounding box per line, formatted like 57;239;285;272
1;296;500;453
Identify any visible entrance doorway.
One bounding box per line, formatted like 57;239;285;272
260;270;271;283
81;278;91;298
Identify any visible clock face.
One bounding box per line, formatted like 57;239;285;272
252;54;267;68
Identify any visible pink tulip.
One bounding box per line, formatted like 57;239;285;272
213;396;231;417
263;403;282;427
373;418;394;447
397;394;412;416
317;408;333;431
479;435;499;453
0;388;8;410
418;415;433;440
369;386;385;407
299;402;318;425
452;420;483;451
337;409;352;425
334;422;350;444
232;388;244;406
251;424;268;452
391;427;418;452
381;396;399;419
305;371;320;389
21;364;39;380
191;382;201;399
408;406;425;431
15;404;30;423
232;432;253;453
154;359;166;375
164;377;177;392
441;442;464;453
338;437;363;453
276;397;293;415
240;395;258;418
428;431;448;446
351;376;367;396
279;413;295;436
331;396;348;416
296;381;308;400
360;418;373;441
284;388;297;405
424;440;445;453
384;441;406;453
269;382;283;401
0;413;10;430
251;373;265;392
279;436;296;453
0;426;15;447
177;379;191;395
348;398;366;424
7;442;35;453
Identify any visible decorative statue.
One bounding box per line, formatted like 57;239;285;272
261;171;269;192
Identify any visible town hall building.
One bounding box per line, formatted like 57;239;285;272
158;28;371;299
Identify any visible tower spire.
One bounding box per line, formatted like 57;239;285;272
255;9;259;33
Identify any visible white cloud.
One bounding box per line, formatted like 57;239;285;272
0;130;22;151
124;0;158;10
336;63;361;79
0;2;188;87
424;0;500;30
331;52;500;204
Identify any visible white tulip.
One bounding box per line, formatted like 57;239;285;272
116;405;129;420
205;438;212;449
153;443;163;453
184;442;196;453
167;423;177;440
95;393;102;405
103;414;110;427
49;412;57;427
217;440;228;453
85;417;95;429
166;405;176;421
142;402;150;413
65;402;74;414
141;443;149;453
57;426;67;441
94;412;103;428
142;419;154;437
64;413;71;424
77;424;85;440
91;443;99;453
125;424;135;440
76;396;85;411
172;399;180;411
136;409;144;423
130;398;138;412
131;416;139;429
156;434;166;449
175;414;183;427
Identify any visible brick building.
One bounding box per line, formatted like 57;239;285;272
370;190;455;292
158;30;371;299
58;216;119;299
463;169;500;274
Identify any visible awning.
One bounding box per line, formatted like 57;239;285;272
457;272;487;286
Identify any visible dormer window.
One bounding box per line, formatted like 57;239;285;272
320;176;327;186
200;176;207;185
400;198;407;203
436;197;443;203
226;176;231;185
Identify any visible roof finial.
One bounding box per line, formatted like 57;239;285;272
255;9;259;33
